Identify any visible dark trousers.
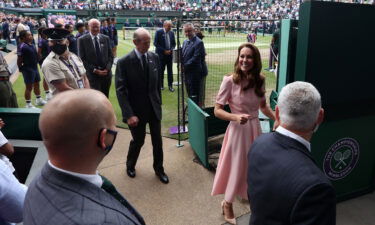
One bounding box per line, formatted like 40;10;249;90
126;110;164;173
159;55;173;87
185;71;202;105
89;75;112;98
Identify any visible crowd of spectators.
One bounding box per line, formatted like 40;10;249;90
0;0;372;20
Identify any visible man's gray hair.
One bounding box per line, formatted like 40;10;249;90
183;22;194;30
133;28;151;41
164;20;172;26
88;18;100;26
278;81;321;131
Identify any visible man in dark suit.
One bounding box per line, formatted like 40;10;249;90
23;89;145;225
78;18;113;97
247;81;336;225
115;28;169;184
1;19;10;42
182;23;208;106
154;20;176;92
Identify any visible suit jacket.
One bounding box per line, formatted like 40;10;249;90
182;36;207;77
115;50;161;122
247;132;336;225
153;28;176;56
23;163;145;225
78;33;113;79
2;22;9;35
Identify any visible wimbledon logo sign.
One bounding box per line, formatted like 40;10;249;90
323;138;360;180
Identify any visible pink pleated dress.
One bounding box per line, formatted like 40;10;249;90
211;75;265;202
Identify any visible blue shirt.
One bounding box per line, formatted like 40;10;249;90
18;42;38;69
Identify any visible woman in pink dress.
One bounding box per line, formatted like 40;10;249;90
211;43;275;224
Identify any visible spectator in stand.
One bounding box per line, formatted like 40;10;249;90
0;118;28;225
123;19;130;28
65;23;78;55
17;30;46;108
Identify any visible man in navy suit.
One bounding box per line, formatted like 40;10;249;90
247;81;336;225
1;19;10;42
154;20;176;92
182;23;207;105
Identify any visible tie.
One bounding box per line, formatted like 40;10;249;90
94;36;103;67
141;54;149;82
100;175;145;225
183;40;190;57
165;31;170;50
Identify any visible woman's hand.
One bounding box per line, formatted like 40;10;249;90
235;114;251;125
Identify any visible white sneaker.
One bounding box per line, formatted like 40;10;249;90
25;103;36;109
45;92;53;101
35;98;47;106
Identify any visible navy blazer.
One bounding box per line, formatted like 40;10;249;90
247;132;336;225
182;36;207;76
154;28;176;56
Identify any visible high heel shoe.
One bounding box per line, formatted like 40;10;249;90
221;200;236;225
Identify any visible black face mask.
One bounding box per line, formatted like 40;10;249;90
51;43;67;55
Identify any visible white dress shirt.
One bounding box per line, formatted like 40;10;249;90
276;126;311;152
48;161;103;187
134;48;148;68
89;32;101;51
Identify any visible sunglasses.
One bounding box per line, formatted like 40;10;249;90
97;128;118;153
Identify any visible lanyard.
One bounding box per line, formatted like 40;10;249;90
59;56;81;79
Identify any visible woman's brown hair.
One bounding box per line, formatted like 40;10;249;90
232;43;265;98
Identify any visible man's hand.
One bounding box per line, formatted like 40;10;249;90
127;116;139;127
94;69;108;76
164;50;172;55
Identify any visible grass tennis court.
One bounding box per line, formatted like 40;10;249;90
11;31;276;139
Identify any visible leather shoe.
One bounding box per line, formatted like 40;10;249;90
168;86;175;92
155;171;169;184
126;168;136;178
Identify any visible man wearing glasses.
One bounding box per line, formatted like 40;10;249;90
23;89;145;225
41;28;90;96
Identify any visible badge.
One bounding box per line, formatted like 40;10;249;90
77;79;84;89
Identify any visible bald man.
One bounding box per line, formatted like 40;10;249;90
78;19;113;97
116;28;169;184
23;89;145;225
